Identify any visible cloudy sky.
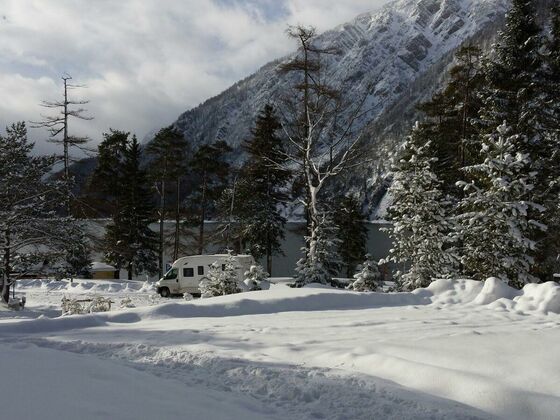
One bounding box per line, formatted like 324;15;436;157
0;0;391;154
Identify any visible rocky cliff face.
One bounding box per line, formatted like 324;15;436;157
173;0;508;167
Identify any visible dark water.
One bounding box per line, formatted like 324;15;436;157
260;223;392;277
89;221;392;279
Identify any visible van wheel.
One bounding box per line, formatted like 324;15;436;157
159;287;170;298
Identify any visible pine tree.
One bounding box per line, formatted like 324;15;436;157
333;195;367;278
104;136;158;279
384;124;459;290
146;126;190;274
239;105;289;274
88;129;129;215
185;141;232;254
534;5;560;279
199;252;241;297
456;122;545;288
31;75;93;215
348;254;383;292
243;264;269;291
479;0;543;144
0;122;80;302
294;213;342;286
417;45;485;195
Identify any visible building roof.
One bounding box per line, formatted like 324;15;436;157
90;262;118;272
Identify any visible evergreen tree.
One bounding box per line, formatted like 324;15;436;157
0;122;80;302
294;213;342;286
348;254;383;292
185;141;232;254
535;5;560;279
58;224;92;279
104;136;158;279
479;0;543;165
416;45;485;196
456;122;545;288
240;105;289;274
88;129;129;214
199;252;241;297
146;126;190;274
243;264;269;291
333;195;367;278
384;124;459;290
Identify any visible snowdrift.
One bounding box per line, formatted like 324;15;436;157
2;279;559;336
16;278;155;294
424;278;560;315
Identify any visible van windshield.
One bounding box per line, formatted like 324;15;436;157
164;268;178;280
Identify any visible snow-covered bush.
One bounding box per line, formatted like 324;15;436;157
348;254;383;292
61;296;84;316
120;297;135;308
243;264;269;291
87;296;112;313
200;252;241;298
183;292;194;301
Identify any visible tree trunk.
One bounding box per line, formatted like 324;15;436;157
63;77;71;216
173;177;181;262
198;172;207;255
158;179;165;277
2;229;11;303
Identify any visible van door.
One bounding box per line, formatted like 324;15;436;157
181;266;196;291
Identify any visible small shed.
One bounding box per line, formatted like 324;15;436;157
90;262;119;280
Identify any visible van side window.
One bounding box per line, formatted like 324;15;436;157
183;267;194;277
198;266;204;275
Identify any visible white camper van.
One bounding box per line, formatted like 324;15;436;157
155;254;255;297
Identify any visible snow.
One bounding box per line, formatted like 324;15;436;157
1;278;559;419
90;261;117;272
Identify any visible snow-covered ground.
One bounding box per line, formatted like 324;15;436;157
1;278;559;419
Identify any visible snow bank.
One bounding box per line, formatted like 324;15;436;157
3;279;558;335
16;278;155;294
424;278;560;315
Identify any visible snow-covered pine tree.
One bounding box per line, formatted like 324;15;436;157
294;212;342;287
348;254;383;292
383;124;459;291
243;264;269;291
104;136;158;279
457;122;545;288
0;122;81;302
200;252;241;297
479;0;543;146
535;5;560;278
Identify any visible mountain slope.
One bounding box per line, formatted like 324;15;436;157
173;0;508;165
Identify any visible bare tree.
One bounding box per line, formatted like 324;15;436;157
277;25;372;285
31;74;93;214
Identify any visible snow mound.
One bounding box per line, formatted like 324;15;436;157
425;278;560;315
16;279;156;294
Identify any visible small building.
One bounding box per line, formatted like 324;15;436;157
90;262;119;280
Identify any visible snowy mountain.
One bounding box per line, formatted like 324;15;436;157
173;0;508;164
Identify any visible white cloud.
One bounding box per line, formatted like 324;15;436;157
0;0;392;154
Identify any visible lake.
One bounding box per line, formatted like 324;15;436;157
87;221;392;279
